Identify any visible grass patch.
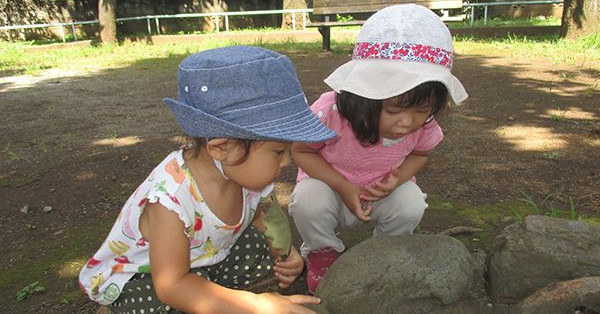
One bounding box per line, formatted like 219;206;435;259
0;215;115;311
447;16;561;29
420;193;600;252
423;197;535;251
454;31;600;65
2;29;599;76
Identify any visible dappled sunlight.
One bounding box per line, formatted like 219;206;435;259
93;136;144;148
0;68;94;92
460;115;487;122
494;125;567;151
58;257;87;279
73;169;97;181
543;107;598;121
274;181;295;207
169;135;188;145
585;137;600;147
534;84;596;97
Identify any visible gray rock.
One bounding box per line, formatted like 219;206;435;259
317;234;473;314
516;276;600;314
487;215;600;303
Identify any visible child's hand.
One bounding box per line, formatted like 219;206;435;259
361;167;403;202
254;292;320;314
274;246;304;289
337;181;372;222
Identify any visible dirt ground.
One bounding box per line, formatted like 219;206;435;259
1;32;599;313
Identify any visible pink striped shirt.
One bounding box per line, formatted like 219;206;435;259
296;91;443;187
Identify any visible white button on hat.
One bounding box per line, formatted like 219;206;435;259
184;86;189;92
201;86;208;92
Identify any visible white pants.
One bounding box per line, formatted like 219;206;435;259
289;178;428;257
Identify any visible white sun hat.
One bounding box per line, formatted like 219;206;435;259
324;4;468;104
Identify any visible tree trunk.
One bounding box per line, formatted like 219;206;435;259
560;0;600;39
99;0;117;43
282;0;311;30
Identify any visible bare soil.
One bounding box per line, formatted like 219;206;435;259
1;32;599;313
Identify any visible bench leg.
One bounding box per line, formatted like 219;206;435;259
318;26;331;51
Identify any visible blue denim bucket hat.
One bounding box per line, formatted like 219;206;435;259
164;46;336;142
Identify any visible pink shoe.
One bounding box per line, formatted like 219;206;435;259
306;247;339;294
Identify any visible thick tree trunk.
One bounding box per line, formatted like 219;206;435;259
99;0;117;43
560;0;600;39
282;0;311;29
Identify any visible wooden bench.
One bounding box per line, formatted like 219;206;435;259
308;0;465;51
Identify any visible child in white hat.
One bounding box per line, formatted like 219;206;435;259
288;4;468;294
79;45;335;313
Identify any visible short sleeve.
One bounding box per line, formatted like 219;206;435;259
414;119;444;152
261;183;275;198
305;92;340;150
144;157;194;231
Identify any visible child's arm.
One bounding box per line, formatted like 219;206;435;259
362;150;429;202
292;142;372;222
144;202;320;314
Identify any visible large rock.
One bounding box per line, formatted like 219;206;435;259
516;276;600;314
317;235;473;314
487;215;600;302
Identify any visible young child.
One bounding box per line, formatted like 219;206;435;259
288;4;469;294
79;46;335;313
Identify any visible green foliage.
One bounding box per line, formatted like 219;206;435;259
542;151;560;160
516;191;579;220
336;14;354;23
577;31;600;50
16;281;45;301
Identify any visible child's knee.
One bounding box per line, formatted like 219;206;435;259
373;182;427;229
288;196;323;223
288;179;334;220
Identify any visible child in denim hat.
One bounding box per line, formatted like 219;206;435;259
288;4;468;294
79;45;335;313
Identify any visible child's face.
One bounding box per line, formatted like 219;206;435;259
378;96;434;139
224;141;292;191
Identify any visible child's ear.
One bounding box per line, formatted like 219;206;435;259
206;138;234;161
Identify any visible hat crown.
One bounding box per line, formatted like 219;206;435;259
176;46;303;128
164;45;336;142
356;4;453;52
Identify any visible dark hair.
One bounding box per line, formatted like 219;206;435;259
336;81;449;145
188;137;254;165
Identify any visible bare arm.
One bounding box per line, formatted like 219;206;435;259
145;202;319;314
292;142;371;222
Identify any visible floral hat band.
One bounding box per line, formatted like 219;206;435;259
352;42;454;70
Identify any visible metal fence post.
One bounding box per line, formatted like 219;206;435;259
60;25;66;42
71;24;77;41
155;17;160;35
146;18;151;35
302;11;306;30
484;6;489;25
225;15;229;32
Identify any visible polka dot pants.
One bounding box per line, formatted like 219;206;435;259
108;226;274;313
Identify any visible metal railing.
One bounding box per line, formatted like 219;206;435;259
463;0;564;25
0;2;564;42
0;8;313;42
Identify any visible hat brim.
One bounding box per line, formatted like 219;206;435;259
164;97;336;143
324;59;468;105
